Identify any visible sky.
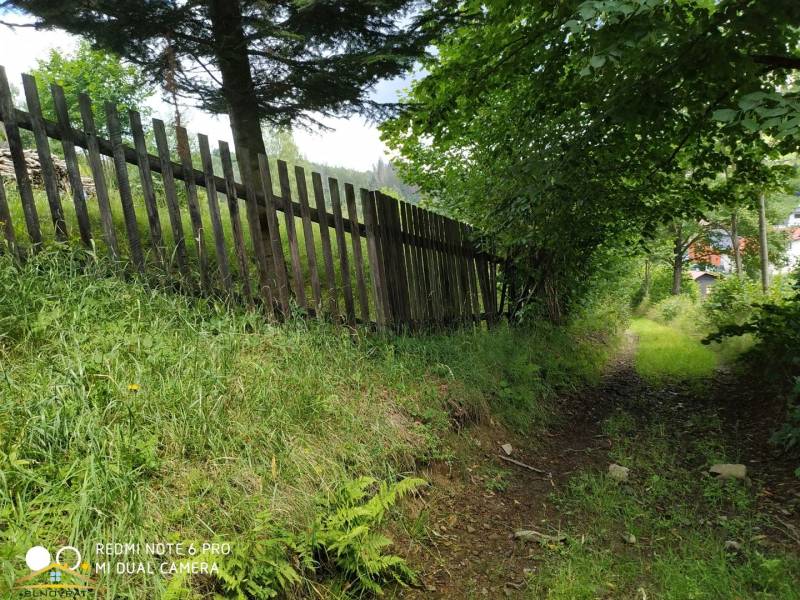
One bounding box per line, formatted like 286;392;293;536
0;13;412;171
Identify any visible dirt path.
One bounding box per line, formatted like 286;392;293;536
396;337;800;599
397;343;638;598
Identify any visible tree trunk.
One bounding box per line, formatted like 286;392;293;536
208;0;273;239
208;0;282;297
672;224;683;295
730;211;742;278
758;192;770;292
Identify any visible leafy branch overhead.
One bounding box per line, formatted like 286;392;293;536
381;0;800;318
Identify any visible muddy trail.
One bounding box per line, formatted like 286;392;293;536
396;339;800;599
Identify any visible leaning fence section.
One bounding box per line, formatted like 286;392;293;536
0;65;501;331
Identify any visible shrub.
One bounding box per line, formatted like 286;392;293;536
203;477;425;598
648;266;698;304
703;276;762;329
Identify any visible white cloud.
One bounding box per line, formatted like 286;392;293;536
0;18;403;172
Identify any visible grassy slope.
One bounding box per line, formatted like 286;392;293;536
0;251;615;598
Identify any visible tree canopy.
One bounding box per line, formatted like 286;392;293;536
29;41;152;134
6;0;447;188
382;0;800;318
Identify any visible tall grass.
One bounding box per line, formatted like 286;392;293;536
0;249;614;598
630;317;718;382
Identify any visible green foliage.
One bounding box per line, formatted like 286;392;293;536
305;476;425;595
382;0;800;318
209;477;424;598
29;41;152;134
707;268;800;470
648;267;697;304
703;276;763;329
770;379;800;467
706;268;800;383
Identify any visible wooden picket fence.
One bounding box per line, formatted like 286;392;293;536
0;66;501;331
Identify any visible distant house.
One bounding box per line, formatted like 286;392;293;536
775;205;800;274
786;227;800;272
787;205;800;227
690;270;720;299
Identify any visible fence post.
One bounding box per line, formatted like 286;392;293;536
21;74;67;242
0;67;41;247
362;189;389;329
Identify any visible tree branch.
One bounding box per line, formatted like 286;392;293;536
752;54;800;70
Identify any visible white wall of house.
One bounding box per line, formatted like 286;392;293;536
788;238;800;271
787;206;800;227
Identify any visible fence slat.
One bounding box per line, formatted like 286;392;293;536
0;175;17;253
345;183;369;323
105;101;145;272
237;147;274;315
418;206;435;326
294;166;322;314
463;224;481;323
51;84;92;247
77;94;118;258
219;141;253;305
152;119;190;279
407;204;425;326
198;133;232;295
362;189;388;329
312;172;339;319
175;126;210;292
329;178;355;325
400;201;418;328
0;67;41;246
21;74;67;241
129;110;165;267
257;154;291;316
276;160;307;310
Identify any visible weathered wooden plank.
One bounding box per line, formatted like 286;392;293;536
21;73;67;241
311;172;339;319
257;154;291;316
77;94;119;258
152;119;190;279
374;193;394;325
418;208;434;325
401;201;420;327
362;189;388;329
237;146;275;315
129;110;165;266
345;183;369;322
197;133;232;295
408;204;426;326
0;175;17;253
419;206;436;326
449;218;467;322
438;214;455;323
408;203;428;328
0;67;41;246
219;141;253;305
105;101;144;271
294;166;322;314
329;177;355;325
175;126;210;292
276;160;307;310
463;224;481;323
51;84;92;247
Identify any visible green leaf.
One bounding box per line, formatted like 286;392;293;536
712;109;738;123
590;55;607;69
